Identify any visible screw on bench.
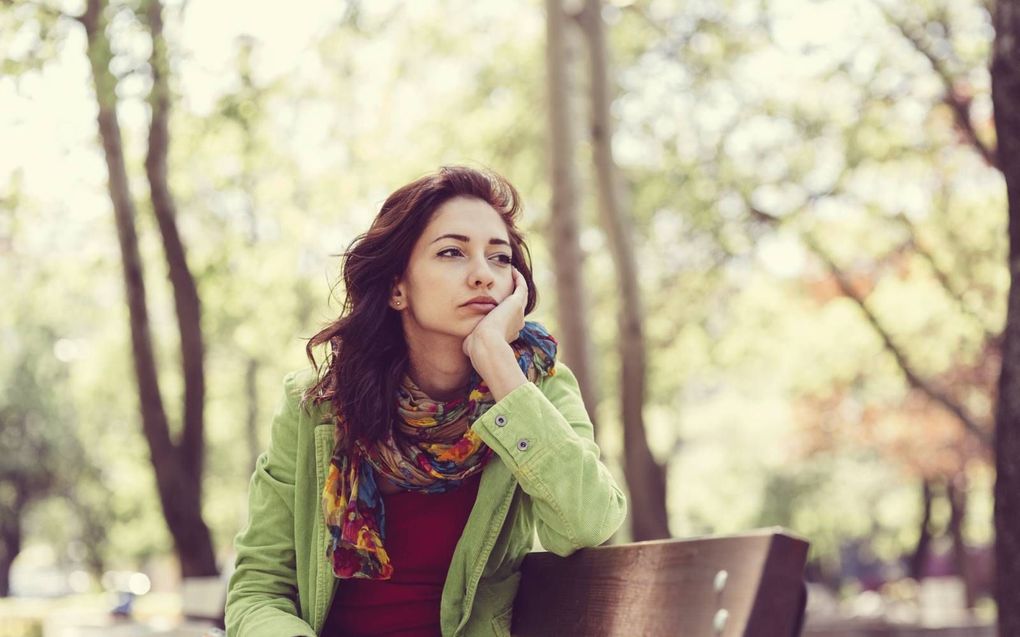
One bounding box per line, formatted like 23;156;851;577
713;608;729;633
713;570;728;593
713;570;729;634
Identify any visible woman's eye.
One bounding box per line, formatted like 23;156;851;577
492;254;512;265
438;248;463;258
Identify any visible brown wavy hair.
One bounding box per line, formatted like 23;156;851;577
303;166;538;451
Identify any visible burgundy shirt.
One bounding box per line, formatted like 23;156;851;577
322;472;482;636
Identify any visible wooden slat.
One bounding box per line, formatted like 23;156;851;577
511;528;809;637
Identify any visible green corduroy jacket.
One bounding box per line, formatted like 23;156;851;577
225;362;628;637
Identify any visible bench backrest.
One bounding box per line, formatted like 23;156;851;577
511;528;809;636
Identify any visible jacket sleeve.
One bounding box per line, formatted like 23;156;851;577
470;362;628;556
225;372;317;637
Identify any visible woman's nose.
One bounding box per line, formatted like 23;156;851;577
469;257;495;288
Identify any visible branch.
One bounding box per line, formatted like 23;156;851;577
620;2;670;39
750;202;992;449
895;212;999;342
875;3;999;169
805;233;993;449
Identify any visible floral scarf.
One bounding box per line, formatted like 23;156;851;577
322;320;558;580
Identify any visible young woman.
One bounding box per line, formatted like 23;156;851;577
225;166;627;637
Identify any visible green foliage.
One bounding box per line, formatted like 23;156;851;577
0;339;68;516
0;0;1004;586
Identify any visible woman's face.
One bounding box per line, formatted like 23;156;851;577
391;196;515;342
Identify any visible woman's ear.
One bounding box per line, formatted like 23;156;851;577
389;279;405;310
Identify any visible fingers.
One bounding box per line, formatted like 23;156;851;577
513;267;527;296
512;268;527;333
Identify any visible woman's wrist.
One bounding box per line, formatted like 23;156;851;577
466;330;527;401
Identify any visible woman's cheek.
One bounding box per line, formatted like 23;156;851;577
500;273;514;298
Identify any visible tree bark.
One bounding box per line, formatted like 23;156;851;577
545;0;602;437
80;0;217;578
143;1;216;576
69;496;108;583
909;478;933;581
993;1;1020;633
947;474;975;611
144;0;207;483
0;524;20;597
577;0;670;540
0;486;26;597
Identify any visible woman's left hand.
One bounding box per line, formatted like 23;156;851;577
461;267;529;400
462;267;527;359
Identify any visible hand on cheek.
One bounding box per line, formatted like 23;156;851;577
460;267;529;400
462;267;527;359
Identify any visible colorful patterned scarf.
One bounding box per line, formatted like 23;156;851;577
322;320;558;580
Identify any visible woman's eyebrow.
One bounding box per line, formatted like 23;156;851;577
430;233;510;247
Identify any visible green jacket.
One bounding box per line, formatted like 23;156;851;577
225;362;627;637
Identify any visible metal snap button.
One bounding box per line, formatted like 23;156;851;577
516;439;529;451
495;415;508;427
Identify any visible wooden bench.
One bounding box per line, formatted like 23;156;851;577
208;528;809;635
511;528;809;636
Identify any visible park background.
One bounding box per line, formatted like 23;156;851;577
0;0;1013;634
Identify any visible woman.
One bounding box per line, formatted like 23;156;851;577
225;166;627;637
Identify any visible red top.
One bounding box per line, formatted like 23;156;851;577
322;472;482;637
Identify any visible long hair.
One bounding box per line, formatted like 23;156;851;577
303;166;538;451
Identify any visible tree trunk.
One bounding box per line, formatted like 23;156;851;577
947;474;975;610
246;357;260;472
235;41;263;476
144;0;207;483
80;0;217;578
545;0;602;438
577;0;670;540
0;524;19;597
0;487;26;597
909;478;933;580
143;1;216;577
993;2;1020;634
71;498;108;584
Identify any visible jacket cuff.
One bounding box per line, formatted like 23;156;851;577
471;381;572;472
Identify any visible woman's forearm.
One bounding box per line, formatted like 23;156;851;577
465;329;528;401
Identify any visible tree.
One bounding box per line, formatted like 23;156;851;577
0;353;67;596
78;0;216;578
578;0;670;540
992;0;1020;632
545;0;602;436
606;0;1002;570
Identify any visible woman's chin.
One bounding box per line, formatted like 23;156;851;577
412;322;479;342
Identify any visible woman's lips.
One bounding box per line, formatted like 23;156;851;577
463;301;497;312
